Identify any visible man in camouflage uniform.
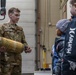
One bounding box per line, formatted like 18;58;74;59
0;7;32;75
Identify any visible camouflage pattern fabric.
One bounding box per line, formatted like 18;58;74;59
0;23;28;75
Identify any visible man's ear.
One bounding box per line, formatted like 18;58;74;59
74;3;76;8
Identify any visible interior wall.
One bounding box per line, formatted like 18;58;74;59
37;0;61;68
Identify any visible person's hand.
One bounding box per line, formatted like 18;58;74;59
0;46;6;52
24;46;32;53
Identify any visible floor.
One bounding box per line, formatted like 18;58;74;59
22;71;52;75
22;73;34;75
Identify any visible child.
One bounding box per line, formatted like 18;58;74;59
52;19;70;75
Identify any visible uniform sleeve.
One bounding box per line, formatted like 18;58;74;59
21;29;28;47
0;25;4;37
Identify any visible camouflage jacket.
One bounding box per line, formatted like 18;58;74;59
0;23;28;65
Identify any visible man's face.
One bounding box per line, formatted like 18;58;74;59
9;11;20;23
70;3;76;16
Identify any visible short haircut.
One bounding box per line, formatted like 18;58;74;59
70;0;76;5
8;7;20;14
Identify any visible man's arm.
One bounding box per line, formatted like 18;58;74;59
0;25;6;52
21;29;32;53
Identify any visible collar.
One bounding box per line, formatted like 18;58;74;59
8;22;17;26
71;16;76;19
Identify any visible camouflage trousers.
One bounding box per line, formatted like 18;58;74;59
0;52;22;75
0;63;21;75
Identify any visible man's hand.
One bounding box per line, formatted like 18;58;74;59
24;46;32;53
0;46;6;52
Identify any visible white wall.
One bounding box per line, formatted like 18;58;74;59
0;0;36;73
67;0;71;19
